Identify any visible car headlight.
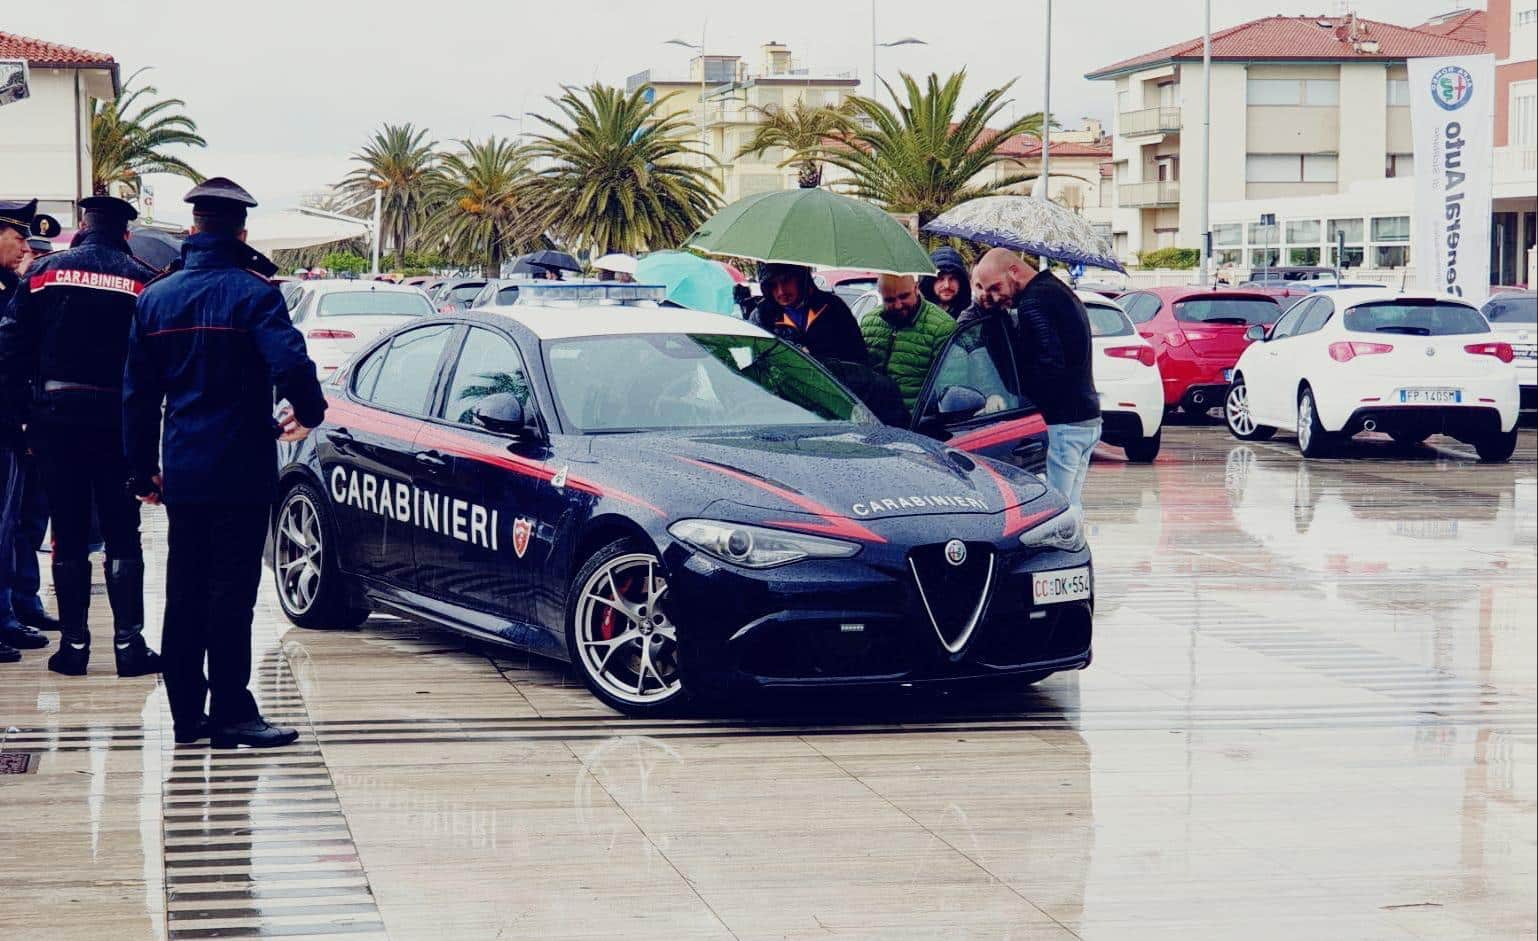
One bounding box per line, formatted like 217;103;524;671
668;520;860;569
1018;507;1085;552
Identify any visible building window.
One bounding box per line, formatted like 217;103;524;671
1286;220;1321;244
1289;247;1322;265
1246;154;1337;183
1371;216;1410;242
1517;7;1537;26
1373;245;1410;268
1385;154;1414;178
1247;222;1280;245
1304;80;1340;106
1513;83;1536;147
1328;218;1364;244
1212;223;1242;246
1303;154;1338;182
1247;78;1339;106
1250;247;1281;267
1331;246;1365;268
1386;79;1410;107
1215;249;1243;266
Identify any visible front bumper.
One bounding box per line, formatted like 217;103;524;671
662;534;1093;694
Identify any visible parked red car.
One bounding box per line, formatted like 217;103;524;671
1115;287;1285;414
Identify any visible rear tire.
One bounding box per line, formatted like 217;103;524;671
1475;429;1519;464
1225;379;1275;441
1122;430;1161;463
1296;386;1337;459
273;481;370;630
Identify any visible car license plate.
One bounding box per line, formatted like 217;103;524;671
1223;368;1234;382
1032;567;1091;605
1398;388;1461;404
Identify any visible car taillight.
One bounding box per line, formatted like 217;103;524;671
307;329;356;340
1328;341;1394;363
1464;342;1514;363
438;304;457;313
1165;330;1187;349
1105;345;1157;367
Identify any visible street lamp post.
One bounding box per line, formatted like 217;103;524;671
664;29;709;170
1038;0;1053;271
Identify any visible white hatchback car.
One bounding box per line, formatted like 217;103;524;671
1225;289;1521;462
287;280;437;379
1079;290;1164;462
1480;291;1536;417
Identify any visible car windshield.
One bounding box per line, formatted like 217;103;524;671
1344;301;1490;336
1173;296;1279;325
1483;294;1536;325
317;291;433;317
1085;303;1133;337
545;333;873;433
450;283;486;301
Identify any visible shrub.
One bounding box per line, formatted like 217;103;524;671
320;251;368;275
1138;247;1199;269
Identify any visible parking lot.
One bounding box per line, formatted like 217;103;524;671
2;425;1533;941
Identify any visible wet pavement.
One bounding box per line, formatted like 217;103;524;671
2;426;1534;940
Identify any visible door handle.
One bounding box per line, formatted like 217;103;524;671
330;427;355;451
414;450;448;469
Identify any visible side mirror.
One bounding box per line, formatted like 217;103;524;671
472;393;540;441
936;385;987;419
1245;324;1267;343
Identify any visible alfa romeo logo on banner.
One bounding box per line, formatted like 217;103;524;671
1430;65;1475;111
1409;54;1494;304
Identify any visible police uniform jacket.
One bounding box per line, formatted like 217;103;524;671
124;233;326;505
0;229;157;429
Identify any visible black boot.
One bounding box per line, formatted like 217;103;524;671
106;558;160;678
0;640;19;663
13;596;61;632
210;717;300;749
46;558;91;676
0;622;49;649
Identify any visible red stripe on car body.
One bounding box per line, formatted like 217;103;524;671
947;414;1048;452
679;457;887;544
976;460;1060;537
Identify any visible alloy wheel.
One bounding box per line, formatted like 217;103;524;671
574;553;681;706
276;493;323;616
1298;394;1315;452
1226;384;1255;436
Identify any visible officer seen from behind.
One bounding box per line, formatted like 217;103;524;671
0;196;160;676
125;178;326;748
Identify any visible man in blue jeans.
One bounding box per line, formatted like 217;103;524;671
972;248;1102;513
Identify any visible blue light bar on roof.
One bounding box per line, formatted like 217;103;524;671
514;281;668;305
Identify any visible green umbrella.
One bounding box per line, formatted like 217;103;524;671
684;188;936;276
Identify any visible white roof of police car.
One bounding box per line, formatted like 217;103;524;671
296;279;427;297
1305;288;1480;310
483;303;771;341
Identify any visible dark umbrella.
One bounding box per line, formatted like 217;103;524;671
510;250;581;277
126;224;186;272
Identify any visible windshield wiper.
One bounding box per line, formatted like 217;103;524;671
1200;317;1252;326
1375;326;1431;335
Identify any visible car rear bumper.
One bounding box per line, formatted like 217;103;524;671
1098;376;1164;440
1316;374;1519;433
1340;405;1508;440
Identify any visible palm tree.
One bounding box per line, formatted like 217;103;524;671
418;137;543;274
90;68;206;198
822;71;1053;230
339;123;438;256
735;100;854;188
523;84;720;255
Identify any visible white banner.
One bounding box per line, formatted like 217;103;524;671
1409;54;1495;304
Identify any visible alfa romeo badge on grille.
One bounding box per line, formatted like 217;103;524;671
944;540;967;566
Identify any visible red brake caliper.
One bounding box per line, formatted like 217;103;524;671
599;576;634;641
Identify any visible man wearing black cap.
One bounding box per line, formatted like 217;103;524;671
0;195;161;676
125;177;326;749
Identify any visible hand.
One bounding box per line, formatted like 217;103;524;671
137;475;163;506
981;394;1007;415
276;408;312;442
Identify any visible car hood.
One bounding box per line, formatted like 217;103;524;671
584;424;1049;524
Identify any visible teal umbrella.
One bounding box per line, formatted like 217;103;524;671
636;250;738;316
684;188;935;276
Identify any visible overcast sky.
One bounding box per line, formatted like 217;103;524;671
13;0;1471;223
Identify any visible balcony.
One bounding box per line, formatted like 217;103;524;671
1493;146;1537;200
1119;106;1182;137
1118;181;1181;208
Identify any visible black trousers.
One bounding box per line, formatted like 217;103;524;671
8;451;47;601
29;423;141;565
163;502;268;729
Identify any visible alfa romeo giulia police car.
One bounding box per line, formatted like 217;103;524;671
272;283;1093;714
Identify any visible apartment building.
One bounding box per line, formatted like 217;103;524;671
1485;0;1537;285
1086;13;1489;276
626;42;860;203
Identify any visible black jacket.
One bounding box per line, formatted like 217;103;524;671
751;287;868;367
124;234;325;505
0;229;158;430
1013;270;1099;425
0;266;19;446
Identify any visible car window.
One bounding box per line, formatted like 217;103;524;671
350;340;389;400
442;328;531;426
1120;292;1161;324
317;290;433;318
449;283;486;302
921;317;1024;420
1085;302;1134;338
359;324;455;415
495;286;521;306
545;333;872;433
1268;299;1313;341
1297;297;1334;335
1483;294;1536;325
280;282;304;311
1343;301;1490;337
1173;296;1280;325
850;292;882;321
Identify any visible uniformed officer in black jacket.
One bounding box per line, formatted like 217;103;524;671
125;178;326;748
0;197;158;674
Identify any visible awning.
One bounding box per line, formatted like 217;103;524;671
244;210;369;253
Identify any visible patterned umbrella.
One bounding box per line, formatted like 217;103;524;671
923;196;1125;273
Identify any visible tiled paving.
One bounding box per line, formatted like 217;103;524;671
2;426;1533;939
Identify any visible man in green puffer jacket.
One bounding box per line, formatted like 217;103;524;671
860;274;957;411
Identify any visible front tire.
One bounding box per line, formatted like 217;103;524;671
273;481;370;629
1474;429;1519;464
1296;386;1337;459
1225;379;1275;441
567;539;690;716
1122;430;1161;463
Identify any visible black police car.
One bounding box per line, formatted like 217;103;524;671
272;284;1091;714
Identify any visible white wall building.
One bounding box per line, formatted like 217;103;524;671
0;31;119;228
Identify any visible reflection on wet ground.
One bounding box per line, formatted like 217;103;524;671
2;427;1534;940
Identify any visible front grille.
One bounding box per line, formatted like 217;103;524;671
908;543;995;653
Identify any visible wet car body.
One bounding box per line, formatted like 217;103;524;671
273;299;1091;713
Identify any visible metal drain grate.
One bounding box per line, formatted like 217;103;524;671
0;752;37;774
